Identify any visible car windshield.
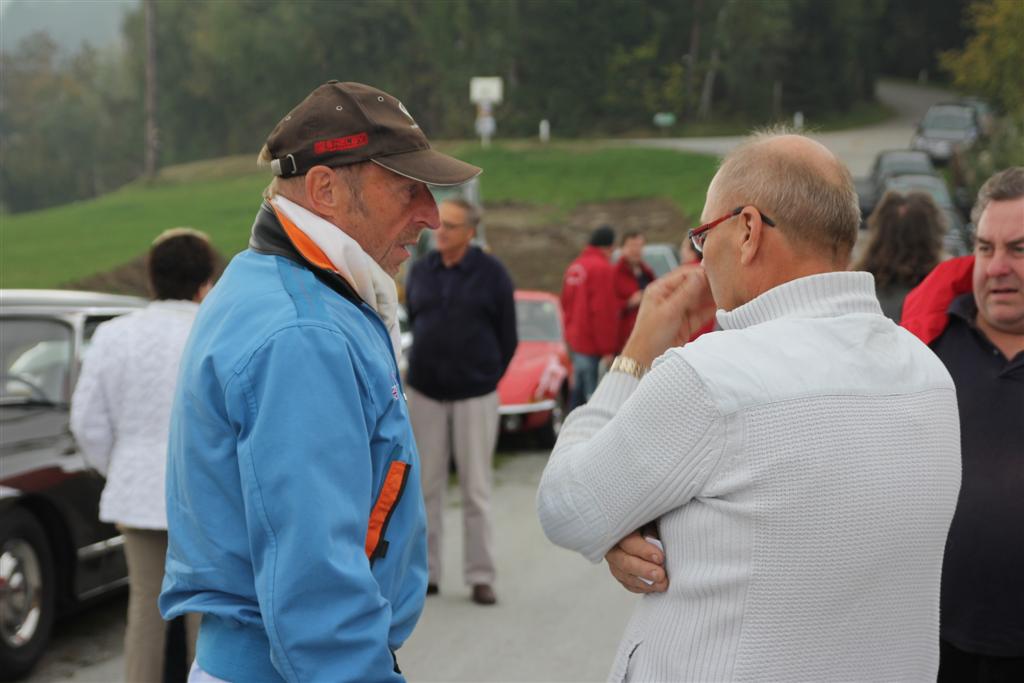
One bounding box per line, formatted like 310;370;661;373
890;182;952;207
878;155;932;177
516;299;562;342
2;318;74;404
922;107;973;131
643;246;678;278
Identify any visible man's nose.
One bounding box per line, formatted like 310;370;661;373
417;188;440;230
986;248;1012;277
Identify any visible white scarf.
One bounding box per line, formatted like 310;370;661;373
270;196;403;362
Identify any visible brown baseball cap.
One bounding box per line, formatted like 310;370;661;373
265;80;481;187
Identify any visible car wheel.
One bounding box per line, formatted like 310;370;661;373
0;508;56;681
538;389;567;450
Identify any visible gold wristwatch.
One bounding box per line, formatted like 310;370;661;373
609;355;649;380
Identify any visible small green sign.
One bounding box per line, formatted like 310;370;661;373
653;112;677;128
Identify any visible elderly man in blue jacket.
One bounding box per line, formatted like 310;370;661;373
159;81;481;683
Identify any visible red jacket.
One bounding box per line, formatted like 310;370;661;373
561;246;621;357
900;255;975;344
614;257;656;352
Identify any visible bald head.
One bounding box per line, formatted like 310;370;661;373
710;131;859;264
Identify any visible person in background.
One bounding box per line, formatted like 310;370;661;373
855;191;946;321
561;225;620;409
160;80;481;682
71;228;217;683
901;166;1024;682
614;231;656;352
404;198;517;606
541;130;960;681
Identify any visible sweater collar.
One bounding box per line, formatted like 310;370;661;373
716;271;882;330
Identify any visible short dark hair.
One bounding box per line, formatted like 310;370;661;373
147;229;219;301
620;231;644;245
589;225;615;247
972;166;1024;223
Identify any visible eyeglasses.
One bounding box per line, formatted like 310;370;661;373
688;206;776;255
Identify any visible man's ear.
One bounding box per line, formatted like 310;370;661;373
304;166;341;218
738;208;766;266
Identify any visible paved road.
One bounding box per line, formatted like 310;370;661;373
629;80;953;175
28;453;636;683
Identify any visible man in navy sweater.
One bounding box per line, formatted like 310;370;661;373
405;198;517;605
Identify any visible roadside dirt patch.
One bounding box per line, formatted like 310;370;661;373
487;197;692;294
62;198;695;297
64;255;151;297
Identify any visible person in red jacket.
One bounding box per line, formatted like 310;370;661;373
614;231;657;352
562;225;621;408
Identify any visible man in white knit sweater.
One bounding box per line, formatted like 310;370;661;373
536;131;962;682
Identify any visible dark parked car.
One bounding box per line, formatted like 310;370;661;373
883;175;973;256
911;103;981;164
856;150;937;217
1;290;144;679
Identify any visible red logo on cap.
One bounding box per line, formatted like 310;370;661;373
314;132;369;155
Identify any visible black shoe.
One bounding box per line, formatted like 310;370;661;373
471;584;496;605
426;583;439;596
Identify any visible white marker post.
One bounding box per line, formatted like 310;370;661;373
470;77;503;148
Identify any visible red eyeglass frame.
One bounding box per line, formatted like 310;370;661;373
688;206;776;254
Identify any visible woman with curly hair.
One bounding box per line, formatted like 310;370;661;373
855;191;947;321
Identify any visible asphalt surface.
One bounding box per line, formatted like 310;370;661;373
629;79;953;175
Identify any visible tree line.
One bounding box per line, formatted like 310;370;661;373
0;0;978;214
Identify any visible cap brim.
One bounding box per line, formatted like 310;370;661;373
371;148;481;187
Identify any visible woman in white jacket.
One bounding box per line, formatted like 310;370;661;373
71;228;217;683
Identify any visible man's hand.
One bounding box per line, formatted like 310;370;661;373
604;531;669;594
620;264;715;367
627;290;643;308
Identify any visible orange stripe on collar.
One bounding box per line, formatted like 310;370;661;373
269;202;337;274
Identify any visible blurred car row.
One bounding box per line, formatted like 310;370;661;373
855;96;994;257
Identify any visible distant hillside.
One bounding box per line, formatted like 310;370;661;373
0;0;136;53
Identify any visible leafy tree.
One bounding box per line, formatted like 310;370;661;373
941;0;1024;117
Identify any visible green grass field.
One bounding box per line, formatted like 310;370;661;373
0;144;718;289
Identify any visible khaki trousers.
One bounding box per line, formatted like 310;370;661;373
407;387;499;587
121;527;199;683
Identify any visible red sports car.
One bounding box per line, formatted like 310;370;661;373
497;291;572;446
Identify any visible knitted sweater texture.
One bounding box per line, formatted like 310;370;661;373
537;272;961;682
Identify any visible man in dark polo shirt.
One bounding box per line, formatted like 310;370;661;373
902;166;1024;682
405;198;517;605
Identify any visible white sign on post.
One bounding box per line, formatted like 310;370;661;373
471;77;503;148
470;77;504;105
